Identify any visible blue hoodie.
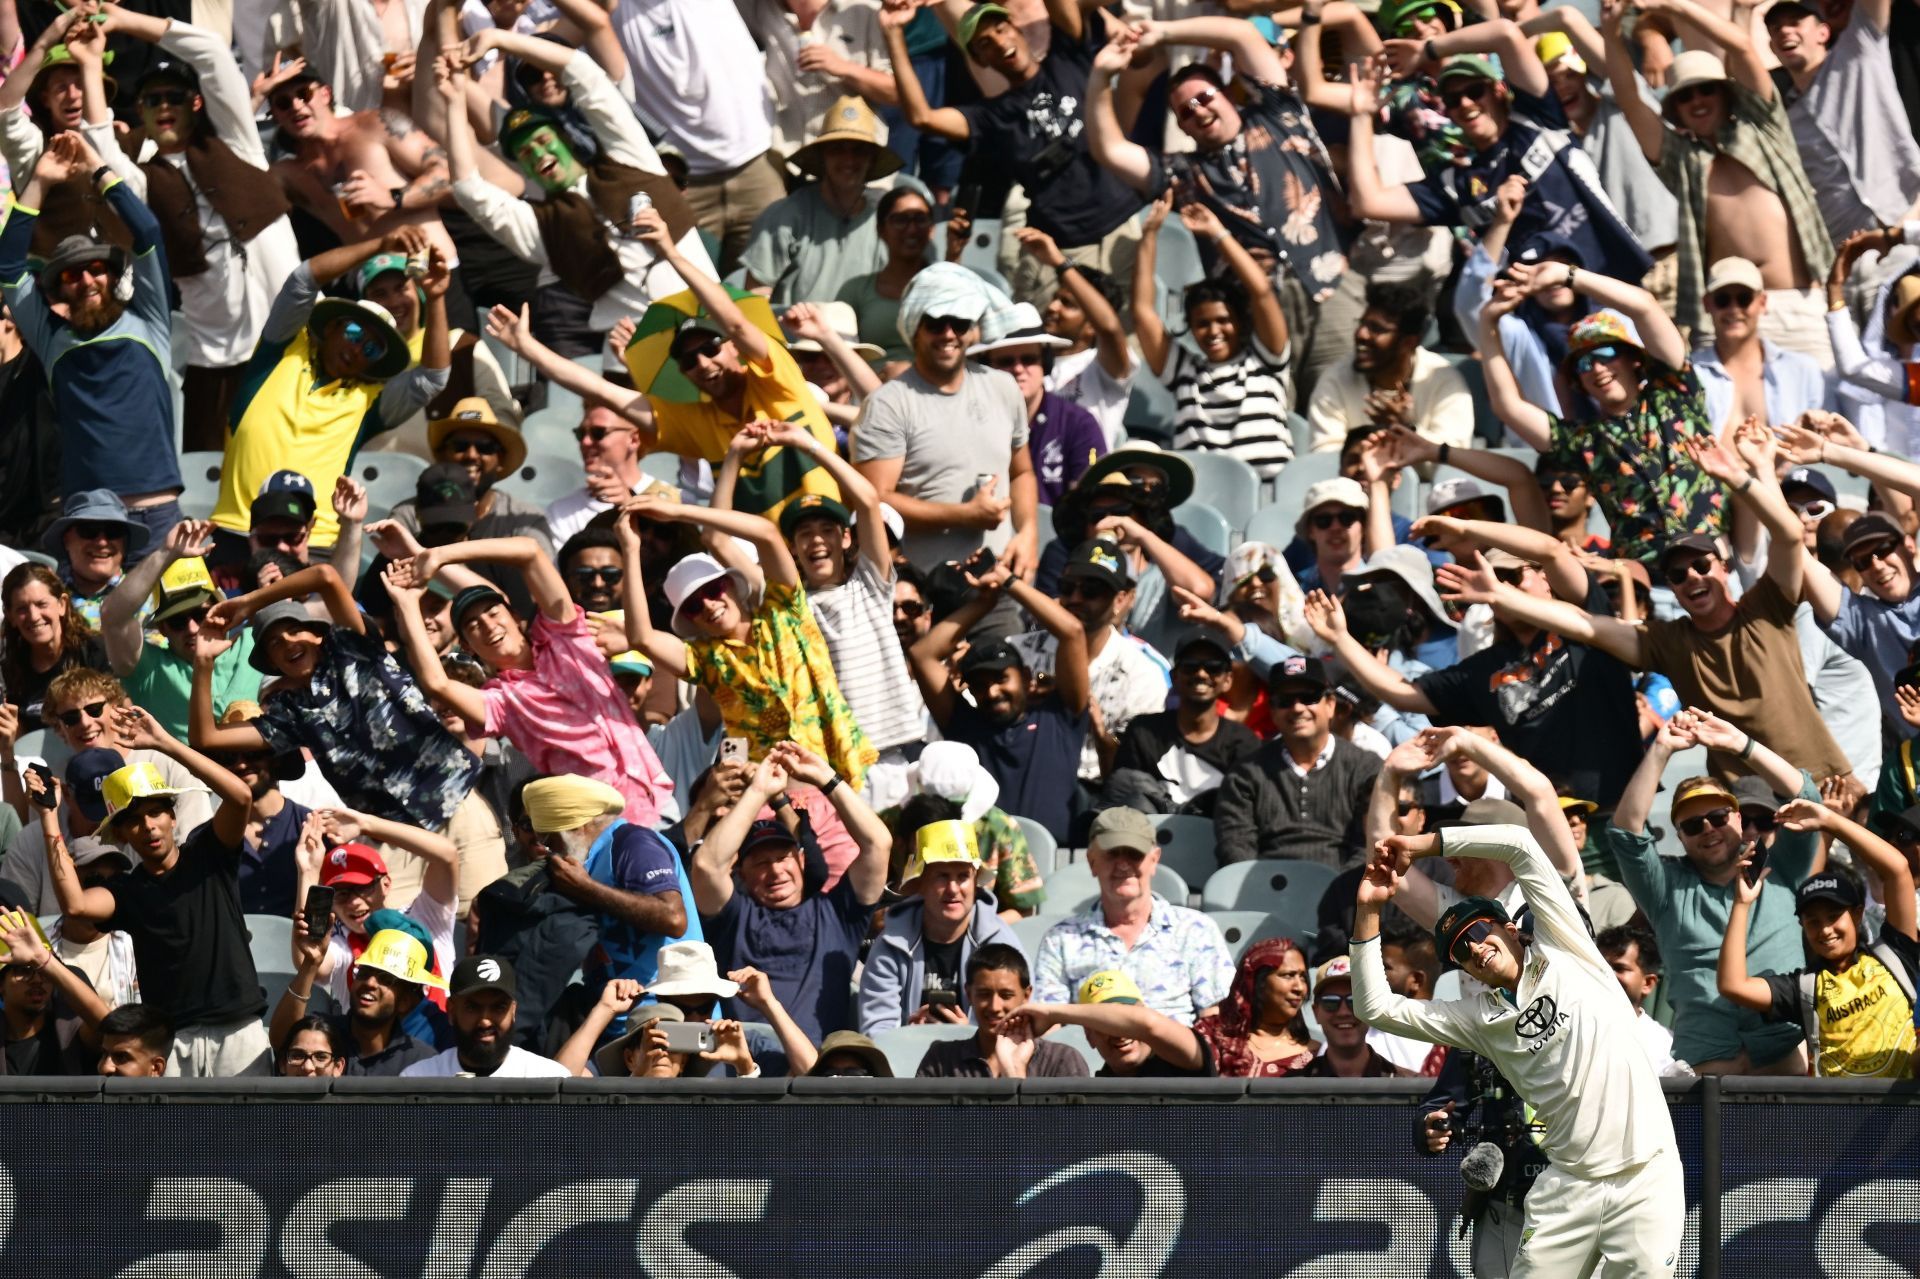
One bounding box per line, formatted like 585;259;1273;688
857;894;1022;1034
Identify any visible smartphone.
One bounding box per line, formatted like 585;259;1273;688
1742;844;1770;886
923;987;961;1009
953;181;981;219
720;737;749;767
660;1021;717;1055
25;761;56;810
303;885;336;940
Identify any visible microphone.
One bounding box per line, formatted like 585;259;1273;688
1460;1141;1505;1192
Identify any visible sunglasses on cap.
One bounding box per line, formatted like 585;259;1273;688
1315;992;1355;1011
1709;287;1756;311
1847;539;1901;573
919;315;973;336
340;319;387;363
58;261;112;288
569;564;623;585
140;88;191;109
1677;806;1734;837
1449;917;1501;965
1174;86;1219;121
1662;555;1717;586
1572;345;1629;376
1790;497;1833;522
69;521;126;542
987;351;1044;371
1175;657;1231;677
55;700;108;728
673;335;723;369
573;424;629;443
1311;510;1361;531
1438;80;1491;109
270;84;317;112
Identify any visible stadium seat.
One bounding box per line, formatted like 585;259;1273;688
1179;452;1261;534
1172;500;1232;556
1201;859;1339;920
1260;451;1341;542
356;453;429;519
518;406;578;457
1155;216;1206;293
1287;411;1312;460
870;1023;973;1076
1044;860;1190;913
1654;744;1710;855
640;452;686;487
1048;1023;1104;1073
247;914;296;1016
1122;374;1175;446
1034;504;1054;544
13;729;72;774
1206;909;1276;962
177;450;225;518
1150;814;1219;890
1010;816;1061;877
1008;913;1067;959
507;453;587;508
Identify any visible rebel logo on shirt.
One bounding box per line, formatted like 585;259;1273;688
1516;994;1570;1052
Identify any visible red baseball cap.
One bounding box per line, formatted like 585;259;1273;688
319;842;388;887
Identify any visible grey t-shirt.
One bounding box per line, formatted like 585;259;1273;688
1582;72;1679;253
850;364;1029;570
1787;18;1920;242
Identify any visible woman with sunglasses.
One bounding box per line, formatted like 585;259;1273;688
1192;937;1319;1078
1;564;109;734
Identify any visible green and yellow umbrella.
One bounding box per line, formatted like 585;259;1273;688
623;283;787;404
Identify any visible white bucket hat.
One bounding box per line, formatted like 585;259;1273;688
910;741;999;822
662;553;754;639
647;941;741;1000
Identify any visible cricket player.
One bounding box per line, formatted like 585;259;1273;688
1353;823;1684;1277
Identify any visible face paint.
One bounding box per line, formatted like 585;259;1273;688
514;126;583;193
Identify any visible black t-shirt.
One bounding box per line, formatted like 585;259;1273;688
947;695;1090;843
1414;578;1641;808
1112;712;1261;787
3;1018;91;1076
955;20;1142;246
105;821;264;1027
922;936;963;1003
1096;1033;1217;1078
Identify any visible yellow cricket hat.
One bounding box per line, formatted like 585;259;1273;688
151;556;218;625
353;928;447;991
1535;31;1585;72
901;819;983;884
1076;969;1144;1006
101;763;196;831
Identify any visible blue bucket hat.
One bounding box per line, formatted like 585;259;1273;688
42;488;151;557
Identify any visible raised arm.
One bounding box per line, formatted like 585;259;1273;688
760;420;889;571
0;908;107;1039
101;520;211;675
1426;726;1583;882
1084;33;1155;195
907;561;1008;727
1132;190;1172;376
1400;17;1547;97
209;563;364;637
187;643;271;755
774;742;889;905
1715;862;1774;1013
554;979;646;1076
1303;591;1438;715
1297;2;1384;113
1778;798;1915;941
0;6;86;112
692;757;793;917
1646;0;1770;97
1475;289;1554;449
782;303;881;399
485;303;653;429
623;492;799;589
1012;575;1089;714
1600;0;1666;166
1407;508;1589;604
1436;553;1647;666
881;9;970;141
1684;429;1800;599
1343;59;1423;224
31;780;115;923
1386;426;1554;536
1682;708;1809;809
1181;202;1287;354
1613;715;1688;836
417;535;571;624
615;514;690;682
1013;998;1204;1071
112;704;251;847
1018;227;1133;382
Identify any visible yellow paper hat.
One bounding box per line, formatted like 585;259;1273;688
151;556;218;624
354;928;447;990
902;819;983;883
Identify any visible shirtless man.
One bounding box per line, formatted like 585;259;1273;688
262;63;461;271
1602;0;1834;366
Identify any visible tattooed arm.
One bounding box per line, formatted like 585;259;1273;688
379;108;454;209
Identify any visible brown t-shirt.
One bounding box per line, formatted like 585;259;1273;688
913;1035;1092;1079
1642;574;1850;783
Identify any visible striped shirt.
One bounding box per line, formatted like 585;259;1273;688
806;554;927;755
1164;335;1295;478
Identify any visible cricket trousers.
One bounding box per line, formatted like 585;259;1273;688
1511;1148;1684;1278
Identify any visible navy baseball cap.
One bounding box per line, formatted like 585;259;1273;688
1781;467;1837;505
1435;894;1511;961
64;748;124;823
252;470;317;524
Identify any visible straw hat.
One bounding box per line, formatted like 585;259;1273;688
790;96;902;181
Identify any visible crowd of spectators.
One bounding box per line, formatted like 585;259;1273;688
0;0;1911;1103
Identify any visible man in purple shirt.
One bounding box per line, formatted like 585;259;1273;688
971;309;1107;507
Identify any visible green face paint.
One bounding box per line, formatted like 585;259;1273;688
514;127;582;193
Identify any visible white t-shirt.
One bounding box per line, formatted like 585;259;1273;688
400;1044;573;1078
547;486;615;547
1046;347;1133;450
609;0;772;173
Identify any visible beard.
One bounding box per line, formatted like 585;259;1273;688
456;1027;513;1075
66;289;126;335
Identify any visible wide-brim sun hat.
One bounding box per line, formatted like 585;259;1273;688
1662;49;1733;123
1075;443;1195;510
428;396;529;475
662;554;755;640
37;234;129;295
789;95;903;181
41;487;150;556
308;296;411;380
1344;544;1457;632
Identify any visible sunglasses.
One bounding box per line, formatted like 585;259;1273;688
1492;567;1526;587
1311;510;1361;530
1450;918;1500;965
141;88;190;108
58;261;112;288
1790;497;1834;522
815;1063;876;1077
1176;659;1231;677
1270;688;1330;709
443;435;504;457
270;84;317;112
55;700;108;728
885;211;933;229
1662;555;1717;586
678;577;732;614
1709;287;1756;311
69;521;126;542
1743;808;1777;833
570;565;624;585
1174;86;1219;121
1667;81;1720;109
573;424;629;443
1677;807;1734;838
919;315;973;336
1438;80;1491;109
1394;801;1421;816
894;599;928;619
252;527;309;548
1847;539;1901;573
988;352;1044;370
673;335;723;370
1536;471;1585;493
1315;992;1355;1011
160;608;210;633
340;320;387;363
1572;345;1628;377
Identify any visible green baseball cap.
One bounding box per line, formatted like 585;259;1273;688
1435;895;1510;964
1436;54;1502;85
360;253;411;290
956;2;1013;51
777;493;852;539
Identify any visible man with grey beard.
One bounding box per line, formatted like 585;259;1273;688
521;775;700;1037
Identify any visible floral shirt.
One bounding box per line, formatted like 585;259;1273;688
1547;359;1726;565
253;627;480;829
683;581;876;787
1148;78;1348;303
1031;893;1234;1024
